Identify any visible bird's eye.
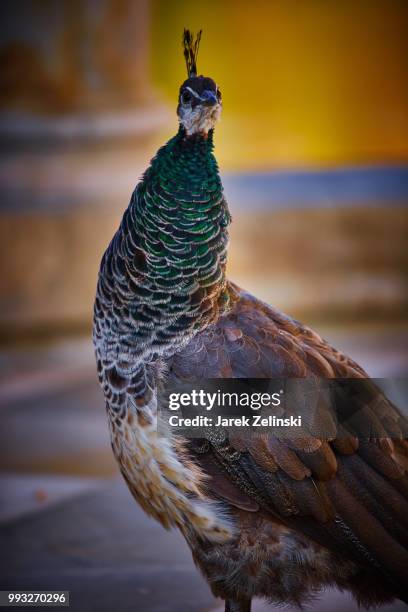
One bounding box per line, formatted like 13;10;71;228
217;89;222;101
181;90;192;104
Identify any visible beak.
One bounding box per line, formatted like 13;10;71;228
201;90;218;106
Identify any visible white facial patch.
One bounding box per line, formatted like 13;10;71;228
178;88;222;136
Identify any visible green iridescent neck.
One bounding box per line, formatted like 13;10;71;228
131;125;230;292
96;125;232;359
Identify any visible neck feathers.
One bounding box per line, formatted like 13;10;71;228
96;128;231;362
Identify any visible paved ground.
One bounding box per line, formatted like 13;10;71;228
0;478;218;612
0;327;407;611
1;477;406;612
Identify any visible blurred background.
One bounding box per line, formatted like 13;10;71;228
0;1;407;610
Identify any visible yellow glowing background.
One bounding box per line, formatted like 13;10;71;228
152;0;408;169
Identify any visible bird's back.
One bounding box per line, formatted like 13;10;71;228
167;283;408;606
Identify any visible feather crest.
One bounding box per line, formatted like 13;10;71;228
183;28;202;77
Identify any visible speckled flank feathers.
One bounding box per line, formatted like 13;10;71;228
93;124;234;543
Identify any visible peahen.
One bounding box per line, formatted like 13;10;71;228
93;30;408;611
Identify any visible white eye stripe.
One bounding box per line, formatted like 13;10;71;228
183;86;219;102
184;87;202;100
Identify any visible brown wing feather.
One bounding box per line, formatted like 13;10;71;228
168;283;408;596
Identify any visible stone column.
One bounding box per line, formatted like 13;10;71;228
0;0;171;341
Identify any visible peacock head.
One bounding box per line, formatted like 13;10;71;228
177;30;222;136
